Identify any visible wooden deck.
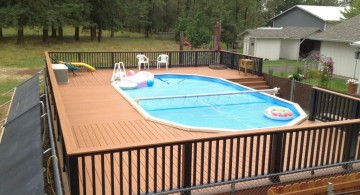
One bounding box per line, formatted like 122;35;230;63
58;67;267;149
55;67;324;194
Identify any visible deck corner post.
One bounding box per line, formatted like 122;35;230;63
308;88;318;121
181;142;192;195
195;51;198;66
342;124;360;165
350;101;360;119
219;51;223;65
68;155;80;195
258;58;263;76
111;52;115;68
231;52;235;69
169;52;172;68
268;132;284;183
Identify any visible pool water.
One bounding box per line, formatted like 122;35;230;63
118;74;306;131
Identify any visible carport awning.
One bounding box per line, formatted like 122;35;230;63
0;74;44;195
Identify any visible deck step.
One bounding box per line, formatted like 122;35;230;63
237;81;268;87
228;77;278;93
228;77;265;82
252;85;271;90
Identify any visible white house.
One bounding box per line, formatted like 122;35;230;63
310;14;360;78
241;27;320;60
241;5;346;61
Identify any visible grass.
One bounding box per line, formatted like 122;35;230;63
0;26;185;106
263;59;300;67
264;59;348;92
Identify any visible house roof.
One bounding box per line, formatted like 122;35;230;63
271;5;346;22
240;26;320;39
310;14;360;43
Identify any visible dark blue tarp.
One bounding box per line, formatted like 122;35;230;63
0;75;44;195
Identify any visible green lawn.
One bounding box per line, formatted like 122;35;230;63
264;59;348;93
0;27;185;106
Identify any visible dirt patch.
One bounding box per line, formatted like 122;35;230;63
0;68;41;81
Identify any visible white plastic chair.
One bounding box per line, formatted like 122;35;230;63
157;54;169;70
136;54;149;70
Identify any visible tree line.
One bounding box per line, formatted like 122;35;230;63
0;0;355;48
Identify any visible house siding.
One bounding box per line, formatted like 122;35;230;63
255;39;281;60
320;41;359;78
280;39;299;60
273;8;325;30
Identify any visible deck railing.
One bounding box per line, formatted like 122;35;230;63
44;51;360;194
67;120;360;195
309;87;360;121
220;51;263;76
48;50;263;76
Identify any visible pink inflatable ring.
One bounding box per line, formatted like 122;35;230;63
264;106;293;121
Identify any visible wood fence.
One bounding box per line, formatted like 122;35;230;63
268;172;360;194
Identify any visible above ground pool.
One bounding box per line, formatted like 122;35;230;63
112;74;307;132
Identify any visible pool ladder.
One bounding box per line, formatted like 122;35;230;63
111;62;126;82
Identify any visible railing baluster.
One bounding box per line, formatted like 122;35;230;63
255;136;260;176
193;143;197;186
145;148;149;193
207;141;212;184
119;152;123;195
228;138;233;180
315;128;322;166
221;139;227;181
110;153;114;195
128;151;132;195
326;127;334;164
214;140;219;182
235;137;240;178
248;136;253;176
200;142;204;185
154;147;157;193
177;144;181;188
298;131;305;169
286;132;292;171
292;131;299;170
101;154;105;195
242;137;247;178
82;156;86;195
169;145;173;190
92;155;96;195
261;135;267;175
162;146;166;191
137;149;141;195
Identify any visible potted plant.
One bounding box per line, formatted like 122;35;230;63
287;73;304;81
347;78;359;94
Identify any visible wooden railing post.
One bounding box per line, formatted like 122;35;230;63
68;155;80;195
111;52;115;68
269;132;284;183
308;88;318;121
195;51;198;66
219;51;223;65
231;52;235;68
181;142;192;195
258;58;263;76
169;52;172;68
351;101;360;119
342;124;360;171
